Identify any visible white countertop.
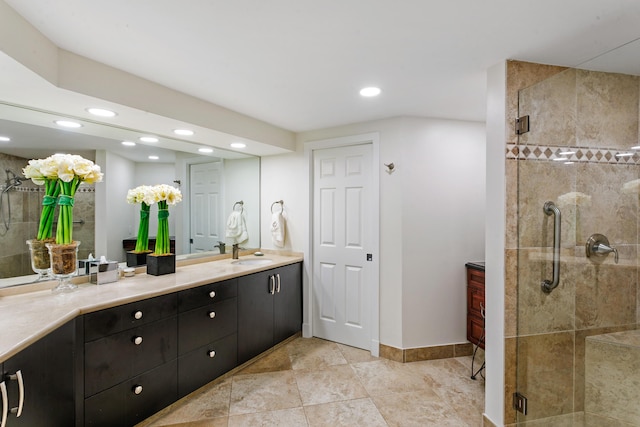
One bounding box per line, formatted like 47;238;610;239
0;251;303;362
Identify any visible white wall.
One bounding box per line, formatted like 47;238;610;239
484;62;506;425
223;158;260;249
261;116;485;350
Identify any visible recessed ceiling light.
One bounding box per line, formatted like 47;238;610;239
564;161;575;165
559;150;575;156
230;142;246;149
631;145;640;150
86;107;117;117
121;141;136;147
55;120;82;128
552;157;568;162
0;136;10;142
174;129;194;136
140;136;159;143
360;86;381;97
198;147;213;153
148;155;159;160
615;152;634;157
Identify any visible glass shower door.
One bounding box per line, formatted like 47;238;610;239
515;67;640;425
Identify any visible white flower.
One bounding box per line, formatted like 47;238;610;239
127;185;156;205
622;179;640;194
557;191;591;207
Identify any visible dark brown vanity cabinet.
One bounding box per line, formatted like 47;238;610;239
466;263;485;350
177;279;238;398
237;263;302;364
0;320;76;427
83;293;178;427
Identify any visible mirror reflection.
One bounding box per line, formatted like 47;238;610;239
0;107;260;287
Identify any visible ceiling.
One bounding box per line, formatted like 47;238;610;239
5;1;640;133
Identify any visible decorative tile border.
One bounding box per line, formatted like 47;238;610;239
506;143;640;165
0;186;96;193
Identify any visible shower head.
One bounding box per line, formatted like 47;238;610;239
5;169;25;187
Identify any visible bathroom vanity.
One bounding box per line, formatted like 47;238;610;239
0;253;302;427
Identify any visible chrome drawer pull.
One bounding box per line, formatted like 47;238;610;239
7;371;23;417
209;290;216;299
133;310;143;320
132;385;143;395
133;336;143;345
209;311;216;319
208;350;216;358
276;273;281;293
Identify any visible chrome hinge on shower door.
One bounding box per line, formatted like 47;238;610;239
515;115;530;135
513;392;528;415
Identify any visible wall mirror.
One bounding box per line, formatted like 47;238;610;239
0;102;260;288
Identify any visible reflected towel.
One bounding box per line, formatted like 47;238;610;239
271;211;285;248
225;211;248;244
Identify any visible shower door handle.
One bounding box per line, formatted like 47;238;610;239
541;201;561;293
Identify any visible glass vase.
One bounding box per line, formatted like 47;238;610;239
46;241;80;292
26;239;53;281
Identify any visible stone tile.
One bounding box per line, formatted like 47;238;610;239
576;70;639;150
336;342;378;363
146;378;232;426
505;248;518;338
505;158;519;250
585;333;640;424
229;371;302;416
405;344;453;362
235;345;292;375
517;248;575;335
504;337;517;425
149;419;228;427
303;398;387;427
285;337;347;370
351;359;435;396
294;365;368;406
379;343;404;362
454;342;473;357
516;332;575;421
372;390;469;427
228;407;308;427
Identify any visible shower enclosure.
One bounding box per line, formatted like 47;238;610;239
512;64;640;425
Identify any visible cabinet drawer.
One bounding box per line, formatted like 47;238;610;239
85;359;177;427
467;285;485;317
467;316;485;349
178;278;237;313
178;297;237;355
178;333;237;398
85;316;177;397
467;268;485;287
84;293;177;341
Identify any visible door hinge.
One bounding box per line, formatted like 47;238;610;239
515;115;530;135
513;392;528;415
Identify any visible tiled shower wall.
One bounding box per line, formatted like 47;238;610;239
504;61;640;425
0;152;96;279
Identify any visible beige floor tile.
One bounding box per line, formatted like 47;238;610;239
228;407;308;427
286;337;347;370
236;345;292;375
304;398;387;427
148;418;228;427
372;390;471;427
229;371;302;415
336;342;379;363
147;378;232;426
295;364;368;405
351;358;436;396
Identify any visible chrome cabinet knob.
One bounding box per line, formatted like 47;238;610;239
133;310;143;320
133;385;143;395
209;290;216;299
208;311;216;319
208;350;216;358
133;336;143;345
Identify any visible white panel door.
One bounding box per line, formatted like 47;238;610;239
190;162;223;253
313;143;373;350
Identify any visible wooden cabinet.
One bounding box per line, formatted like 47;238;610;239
0;320;77;427
466;263;485;350
83;293;178;427
177;279;238;398
237;263;302;364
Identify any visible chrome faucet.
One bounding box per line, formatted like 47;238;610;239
232;244;240;259
215;241;226;254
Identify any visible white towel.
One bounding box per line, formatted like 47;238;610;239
225;211;248;244
270;211;285;248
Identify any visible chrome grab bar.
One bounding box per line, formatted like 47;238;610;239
541;201;561;293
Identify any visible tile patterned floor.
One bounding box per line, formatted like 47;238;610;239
141;337;485;427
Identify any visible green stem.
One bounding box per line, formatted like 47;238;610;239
155;201;170;255
134;203;150;252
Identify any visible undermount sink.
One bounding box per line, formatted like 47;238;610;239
231;258;274;266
